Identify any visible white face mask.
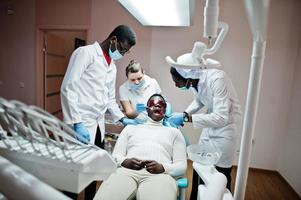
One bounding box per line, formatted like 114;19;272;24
109;42;123;60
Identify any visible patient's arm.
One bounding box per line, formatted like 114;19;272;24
162;129;187;177
112;127;130;166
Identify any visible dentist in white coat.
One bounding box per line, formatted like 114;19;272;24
60;25;140;200
168;66;241;198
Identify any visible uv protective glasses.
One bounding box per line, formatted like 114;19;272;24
147;98;167;109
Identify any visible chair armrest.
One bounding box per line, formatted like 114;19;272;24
177;177;188;188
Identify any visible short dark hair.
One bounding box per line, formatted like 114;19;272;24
108;25;136;46
125;60;144;77
170;67;187;81
147;93;166;104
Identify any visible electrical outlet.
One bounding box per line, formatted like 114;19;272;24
19;82;25;88
252;137;256;145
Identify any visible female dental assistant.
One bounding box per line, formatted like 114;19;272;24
119;60;161;119
168;66;241;197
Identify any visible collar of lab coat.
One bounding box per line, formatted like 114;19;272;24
93;42;103;56
93;41;114;68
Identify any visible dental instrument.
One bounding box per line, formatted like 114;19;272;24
0;97;117;194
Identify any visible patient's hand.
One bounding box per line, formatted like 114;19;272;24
121;158;143;170
141;160;165;174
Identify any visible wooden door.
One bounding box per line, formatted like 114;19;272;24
43;33;68;120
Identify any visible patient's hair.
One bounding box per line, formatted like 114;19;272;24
125;60;144;77
148;93;166;103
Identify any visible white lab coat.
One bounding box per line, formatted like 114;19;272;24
185;69;241;168
60;42;124;143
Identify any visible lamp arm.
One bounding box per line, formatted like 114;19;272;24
204;21;229;55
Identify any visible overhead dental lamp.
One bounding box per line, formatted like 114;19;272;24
166;0;227;69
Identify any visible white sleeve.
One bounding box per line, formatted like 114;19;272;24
192;78;231;128
185;99;204;114
107;69;125;122
119;84;130;101
162;129;187;176
112;126;130;166
60;47;90;124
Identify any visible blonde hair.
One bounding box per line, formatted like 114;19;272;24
125;59;144;77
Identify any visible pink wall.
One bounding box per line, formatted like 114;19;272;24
279;39;301;196
0;0;36;104
278;0;301;193
36;0;91;27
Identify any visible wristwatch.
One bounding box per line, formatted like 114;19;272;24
183;112;189;123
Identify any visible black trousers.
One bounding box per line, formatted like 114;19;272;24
190;166;233;200
64;127;104;200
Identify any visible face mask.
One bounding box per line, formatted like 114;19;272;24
179;79;190;91
179;86;189;91
109;42;123;60
129;78;145;91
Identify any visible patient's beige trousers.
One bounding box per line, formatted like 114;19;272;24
93;167;177;200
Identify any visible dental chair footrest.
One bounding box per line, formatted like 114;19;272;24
198;185;233;200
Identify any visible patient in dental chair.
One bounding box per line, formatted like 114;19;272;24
94;94;187;200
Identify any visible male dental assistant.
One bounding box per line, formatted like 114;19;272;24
60;25;141;200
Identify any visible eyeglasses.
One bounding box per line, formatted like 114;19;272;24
118;41;130;55
147;99;167;109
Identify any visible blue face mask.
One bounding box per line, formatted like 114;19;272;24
109;42;123;60
179;80;190;91
129;79;145;91
179;86;189;91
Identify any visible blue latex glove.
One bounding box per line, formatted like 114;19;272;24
163;117;177;128
120;117;144;126
73;122;91;143
165;102;173;118
167;112;184;127
135;103;146;113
